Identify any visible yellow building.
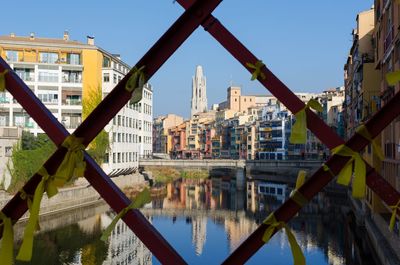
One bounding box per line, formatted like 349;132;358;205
0;32;153;177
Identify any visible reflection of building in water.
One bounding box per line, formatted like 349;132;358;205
224;217;258;251
192;216;207;255
246;180;287;213
101;214;152;265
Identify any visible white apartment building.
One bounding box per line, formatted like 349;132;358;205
99;51;153;177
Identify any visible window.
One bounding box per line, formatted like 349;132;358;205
235;98;237;102
14;68;34;81
67;53;80;65
113;132;116;142
113;74;117;84
103;57;111;67
117;153;121;163
5;146;12;157
270;187;276;194
38;72;58;82
277;188;283;195
62;70;82;83
104;153;109;163
6;50;18;62
113;153;116;163
39;52;59;64
103;73;110;82
38;93;58;104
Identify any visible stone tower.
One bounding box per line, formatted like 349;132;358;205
191;65;208;117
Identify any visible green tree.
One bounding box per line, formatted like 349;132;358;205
83;86;110;164
7;132;55;193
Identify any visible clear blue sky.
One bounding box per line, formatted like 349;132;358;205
1;0;373;119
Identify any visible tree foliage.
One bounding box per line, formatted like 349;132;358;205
82;86;110;164
8;132;55;193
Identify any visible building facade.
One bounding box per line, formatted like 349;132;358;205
0;32;153;177
374;0;400;196
190;65;208;117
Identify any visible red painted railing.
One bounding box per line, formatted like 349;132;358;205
0;1;399;264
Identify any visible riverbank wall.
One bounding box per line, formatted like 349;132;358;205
0;173;147;238
350;196;400;265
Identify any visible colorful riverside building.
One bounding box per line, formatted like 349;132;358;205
0;32;153;177
374;0;400;205
344;3;400;262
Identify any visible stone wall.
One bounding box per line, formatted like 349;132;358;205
0;173;146;222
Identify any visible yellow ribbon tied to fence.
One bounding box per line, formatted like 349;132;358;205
20;189;33;212
389;200;400;232
262;213;305;265
289;99;323;144
290;170;309;207
0;69;9;91
246;60;266;81
54;135;86;186
0;211;13;265
332;144;366;198
17;167;58;261
356;124;384;162
101;188;151;241
385;70;400;86
322;163;335;177
126;66;146;104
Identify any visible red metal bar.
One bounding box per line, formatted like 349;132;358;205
0;1;223;263
173;1;400;262
222;92;400;264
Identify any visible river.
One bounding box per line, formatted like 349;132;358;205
13;172;378;265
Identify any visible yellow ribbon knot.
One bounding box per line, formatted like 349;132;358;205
246;60;266;81
0;69;9;91
101;188;151;241
54;135;86;186
126;66;146;105
289;99;323;144
389;200;400;232
290;170;309;207
20;189;33;211
356;125;384;161
332;144;366;198
17;167;58;261
0;211;13;265
262;213;305;265
322;163;335;177
385;70;400;86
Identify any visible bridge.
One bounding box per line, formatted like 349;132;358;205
139;159;246;169
139;159;323;177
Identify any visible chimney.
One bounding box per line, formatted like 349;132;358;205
112;54;121;60
87;35;95;45
10;33;15;37
63;30;69;41
30;32;35;40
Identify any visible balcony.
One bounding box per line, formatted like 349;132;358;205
62;71;82;83
384;26;394;55
64;98;82;106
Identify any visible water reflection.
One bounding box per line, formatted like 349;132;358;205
18;174;376;265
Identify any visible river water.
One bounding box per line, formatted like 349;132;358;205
14;174;378;265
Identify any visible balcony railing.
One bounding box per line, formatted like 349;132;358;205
64;98;82;105
62;76;82;83
384;26;394;54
